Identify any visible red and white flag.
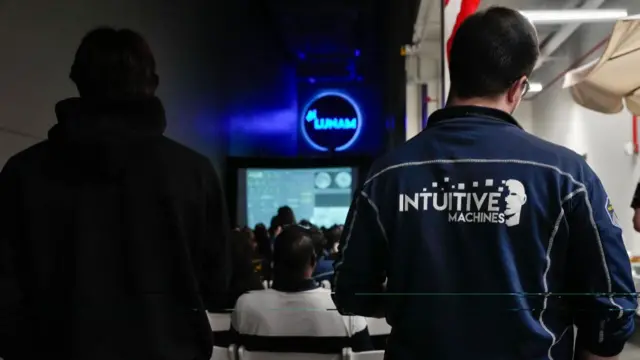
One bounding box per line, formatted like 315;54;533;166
443;0;481;103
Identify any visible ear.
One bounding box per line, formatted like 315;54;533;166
309;253;317;268
507;76;527;104
151;74;159;91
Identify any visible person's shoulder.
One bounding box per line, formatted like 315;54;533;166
307;286;332;294
153;137;225;183
156;136;212;168
361;140;426;189
315;258;334;272
235;289;268;311
299;287;335;303
509;130;589;175
513;130;582;160
365;147;408;179
2;140;51;172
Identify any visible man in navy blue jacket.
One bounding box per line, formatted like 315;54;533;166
333;6;637;360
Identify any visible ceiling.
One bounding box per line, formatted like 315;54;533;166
263;0;418;83
413;0;593;94
417;0;577;44
482;0;584;43
263;0;376;82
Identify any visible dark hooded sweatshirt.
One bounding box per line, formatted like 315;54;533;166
0;97;231;360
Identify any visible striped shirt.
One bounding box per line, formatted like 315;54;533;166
230;280;372;353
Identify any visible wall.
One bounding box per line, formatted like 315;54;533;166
221;0;299;158
0;0;228;170
404;81;533;141
514;100;533;132
530;2;640;253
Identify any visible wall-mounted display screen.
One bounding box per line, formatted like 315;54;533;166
236;167;356;228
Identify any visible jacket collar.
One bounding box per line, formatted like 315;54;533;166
54;97;167;135
271;278;319;293
427;105;522;130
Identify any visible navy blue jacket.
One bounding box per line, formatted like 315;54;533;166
313;256;335;283
332;106;637;360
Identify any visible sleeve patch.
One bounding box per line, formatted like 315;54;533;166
606;197;622;229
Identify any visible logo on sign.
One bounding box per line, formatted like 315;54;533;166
398;177;527;227
300;92;362;152
305;109;357;131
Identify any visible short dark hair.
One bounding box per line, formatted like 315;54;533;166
70;27;158;100
449;6;539;99
253;223;272;259
324;225;342;250
273;226;316;280
276;206;296;227
306;225;327;259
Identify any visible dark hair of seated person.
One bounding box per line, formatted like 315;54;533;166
304;225;326;258
221;230;264;310
276;206;296;227
268;215;280;238
254;223;273;280
254;223;271;259
324;225;342;260
211;230;265;347
271;225;317;290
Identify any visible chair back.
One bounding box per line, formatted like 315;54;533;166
211;345;235;360
343;348;385;360
365;318;391;336
208;312;231;332
237;346;342;360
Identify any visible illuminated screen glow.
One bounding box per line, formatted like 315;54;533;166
237;167;356;228
300;91;363;152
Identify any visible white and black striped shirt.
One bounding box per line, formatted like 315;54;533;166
230;280;372;353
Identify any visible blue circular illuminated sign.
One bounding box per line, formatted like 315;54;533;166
300;91;363;152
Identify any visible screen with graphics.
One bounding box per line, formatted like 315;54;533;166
237;167;355;228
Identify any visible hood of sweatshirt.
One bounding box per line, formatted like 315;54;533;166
48;97;167;180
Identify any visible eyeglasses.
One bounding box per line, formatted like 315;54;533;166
521;78;530;97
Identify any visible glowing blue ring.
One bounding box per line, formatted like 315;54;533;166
300;91;363;152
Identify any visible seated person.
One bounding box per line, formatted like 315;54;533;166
212;230;264;346
324;225;342;260
254;223;273;281
276;205;296;227
268;215;282;244
308;226;334;283
230;225;372;353
228;230;264;306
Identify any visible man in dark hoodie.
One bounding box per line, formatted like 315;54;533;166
0;28;230;360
